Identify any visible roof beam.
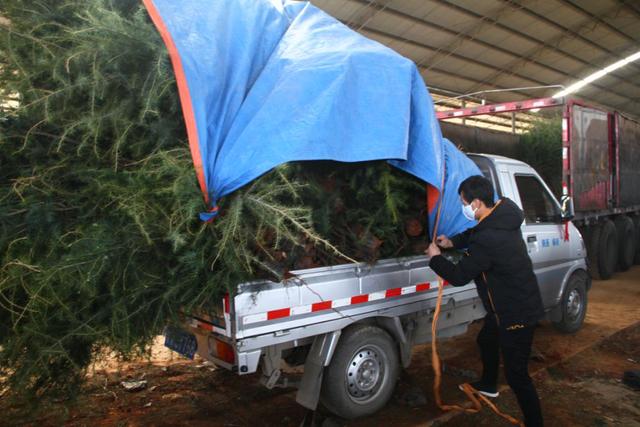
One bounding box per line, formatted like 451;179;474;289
357;25;636;107
343;0;395;30
617;0;640;19
436;0;640;90
505;0;640;76
343;0;640;102
324;0;638;115
361;28;542;85
419;64;514;94
561;0;640;47
412;1;516;71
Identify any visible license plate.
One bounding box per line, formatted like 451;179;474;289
164;326;197;359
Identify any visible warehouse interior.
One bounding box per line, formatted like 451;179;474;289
1;1;640;425
312;0;640;132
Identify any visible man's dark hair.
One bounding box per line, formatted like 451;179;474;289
458;175;495;207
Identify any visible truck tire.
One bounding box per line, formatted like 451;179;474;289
552;271;588;333
632;216;640;265
615;215;635;272
321;324;399;419
598;219;618;280
584;225;602;280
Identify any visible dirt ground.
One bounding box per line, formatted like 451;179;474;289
2;267;639;427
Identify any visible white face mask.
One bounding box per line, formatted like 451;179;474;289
462;202;478;221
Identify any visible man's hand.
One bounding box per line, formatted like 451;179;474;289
436;235;453;249
426;242;441;258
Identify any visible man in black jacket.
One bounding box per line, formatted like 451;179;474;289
426;175;544;427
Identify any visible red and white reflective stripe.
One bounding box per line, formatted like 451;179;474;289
436;97;563;120
223;293;230;314
242;281;450;325
190;318;227;335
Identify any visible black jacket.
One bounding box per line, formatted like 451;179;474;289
429;197;544;328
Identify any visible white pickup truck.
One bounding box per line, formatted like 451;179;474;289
164;153;589;419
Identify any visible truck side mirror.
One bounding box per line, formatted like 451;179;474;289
560;195;574;221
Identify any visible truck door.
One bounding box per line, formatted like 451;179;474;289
510;171;569;310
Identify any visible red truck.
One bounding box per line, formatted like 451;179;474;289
438;97;640;280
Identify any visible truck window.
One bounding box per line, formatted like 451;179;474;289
515;175;561;224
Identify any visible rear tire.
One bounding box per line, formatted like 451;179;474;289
553;271;589;333
584;225;602;280
615;215;635;272
632;216;640;265
598;220;618;280
321;325;399;419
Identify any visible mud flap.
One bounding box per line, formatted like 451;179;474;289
377;316;413;368
295;331;341;410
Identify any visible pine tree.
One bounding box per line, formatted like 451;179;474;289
0;0;430;399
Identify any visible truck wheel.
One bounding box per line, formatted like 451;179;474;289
552;271;588;333
598;220;618;280
321;325;399;419
584;225;602;280
632;216;640;265
615;216;635;272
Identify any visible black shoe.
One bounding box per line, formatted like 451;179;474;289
460;381;499;398
623;370;640;390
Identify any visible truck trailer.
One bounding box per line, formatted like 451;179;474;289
438;96;640;280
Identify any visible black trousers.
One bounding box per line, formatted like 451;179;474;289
477;314;543;427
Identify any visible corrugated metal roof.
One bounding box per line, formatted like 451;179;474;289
311;0;640;129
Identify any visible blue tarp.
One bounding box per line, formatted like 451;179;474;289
440;139;479;235
143;0;481;238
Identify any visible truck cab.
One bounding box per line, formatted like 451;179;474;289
469;153;589;331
